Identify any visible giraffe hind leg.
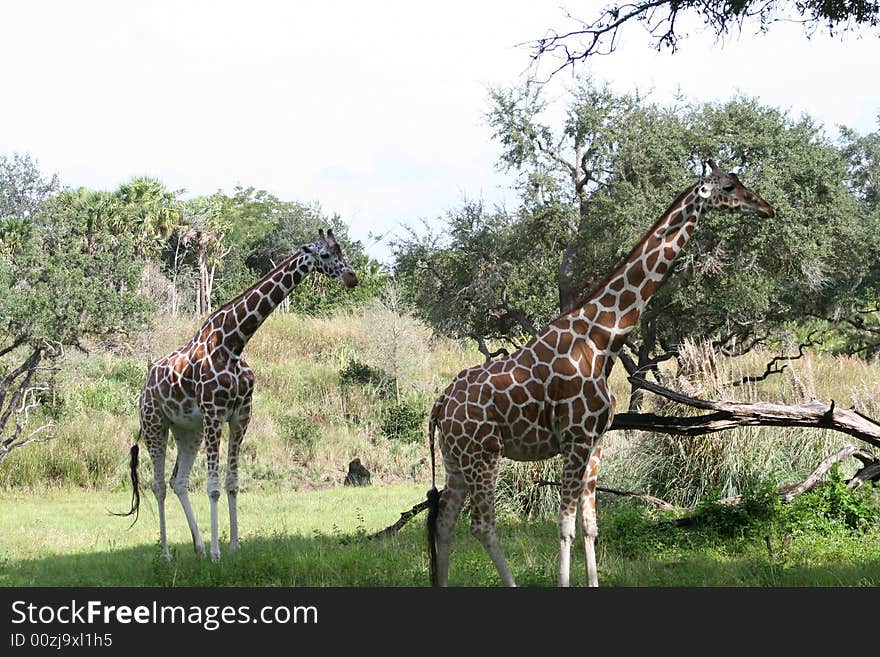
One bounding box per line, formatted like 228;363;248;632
466;452;516;587
169;425;206;557
433;466;467;587
579;446;602;588
142;422;170;560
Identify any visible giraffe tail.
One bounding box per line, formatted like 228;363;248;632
426;415;441;587
110;433;141;527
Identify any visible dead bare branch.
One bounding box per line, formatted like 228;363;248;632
726;330;823;387
611;376;880;451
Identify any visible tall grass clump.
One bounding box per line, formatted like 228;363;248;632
609;339;867;508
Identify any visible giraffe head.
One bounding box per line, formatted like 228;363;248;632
305;229;359;288
697;159;775;218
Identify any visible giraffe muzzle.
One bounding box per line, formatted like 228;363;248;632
342;272;359;288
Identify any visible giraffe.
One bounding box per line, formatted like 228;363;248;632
116;229;358;561
425;160;775;587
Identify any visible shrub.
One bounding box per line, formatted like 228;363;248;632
277;415;321;462
339;358;393;397
380;398;426;443
693;474;781;538
783;465;880;533
495;459;562;519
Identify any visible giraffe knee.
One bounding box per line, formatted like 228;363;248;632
469;516;495;543
582;521;599;539
170;478;188;496
207;485;221;501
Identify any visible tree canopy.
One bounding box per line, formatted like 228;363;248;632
393;78;880;362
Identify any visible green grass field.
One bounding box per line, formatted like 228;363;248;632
2;311;880;587
3;483;879;587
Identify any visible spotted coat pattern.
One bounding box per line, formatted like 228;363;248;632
429;161;776;586
138;230;358;561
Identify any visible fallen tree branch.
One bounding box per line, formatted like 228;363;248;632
611;376;880;451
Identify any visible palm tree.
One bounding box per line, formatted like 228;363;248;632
116;177;182;256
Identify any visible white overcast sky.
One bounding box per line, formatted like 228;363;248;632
1;1;878;264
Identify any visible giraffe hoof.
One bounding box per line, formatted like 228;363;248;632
210;551;221;563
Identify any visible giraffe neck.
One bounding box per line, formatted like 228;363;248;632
196;249;315;357
573;182;705;355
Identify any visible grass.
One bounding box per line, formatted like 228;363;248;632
2;483;879;587
2;310;880;586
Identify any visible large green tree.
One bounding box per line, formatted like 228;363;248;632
394;78;879;367
0;155;151;465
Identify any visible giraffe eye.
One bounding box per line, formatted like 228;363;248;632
722;185;735;192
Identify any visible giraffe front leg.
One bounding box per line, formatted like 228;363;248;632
226;398;252;553
579;445;602;588
559;444;591;587
203;417;224;562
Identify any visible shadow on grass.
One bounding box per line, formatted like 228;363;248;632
3;519;879;587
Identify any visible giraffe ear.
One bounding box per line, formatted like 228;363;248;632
302;244;313;254
698;184;712;199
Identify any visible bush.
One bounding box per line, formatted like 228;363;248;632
339;358;393;397
380;398;426;443
784;465;880;533
277;415;321;462
693;475;781;538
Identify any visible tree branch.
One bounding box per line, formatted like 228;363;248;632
612;376;880;451
726;330;823;387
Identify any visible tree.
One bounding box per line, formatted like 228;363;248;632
0;155;152;466
0;153;59;222
116;176;182;257
530;1;880;76
177;194;230;316
394;78;879;372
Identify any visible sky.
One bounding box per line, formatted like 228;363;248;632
1;1;878;265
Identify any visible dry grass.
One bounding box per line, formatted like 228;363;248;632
3;312;878;512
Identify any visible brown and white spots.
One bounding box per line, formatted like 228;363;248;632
128;230;358;562
427;160;775;588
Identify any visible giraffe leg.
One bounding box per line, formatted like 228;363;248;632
169;426;206;557
225;398;252;553
202;417;224;562
434;465;467;587
143;422;170;560
579;445;602;588
559;444;591;587
467;453;516;587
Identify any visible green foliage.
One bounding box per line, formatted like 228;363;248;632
395;78;880;357
693;475;781;538
276;415;321;462
0;164;153;349
380;398;427;443
339;358;393;397
495;460;562;519
784;466;880;533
